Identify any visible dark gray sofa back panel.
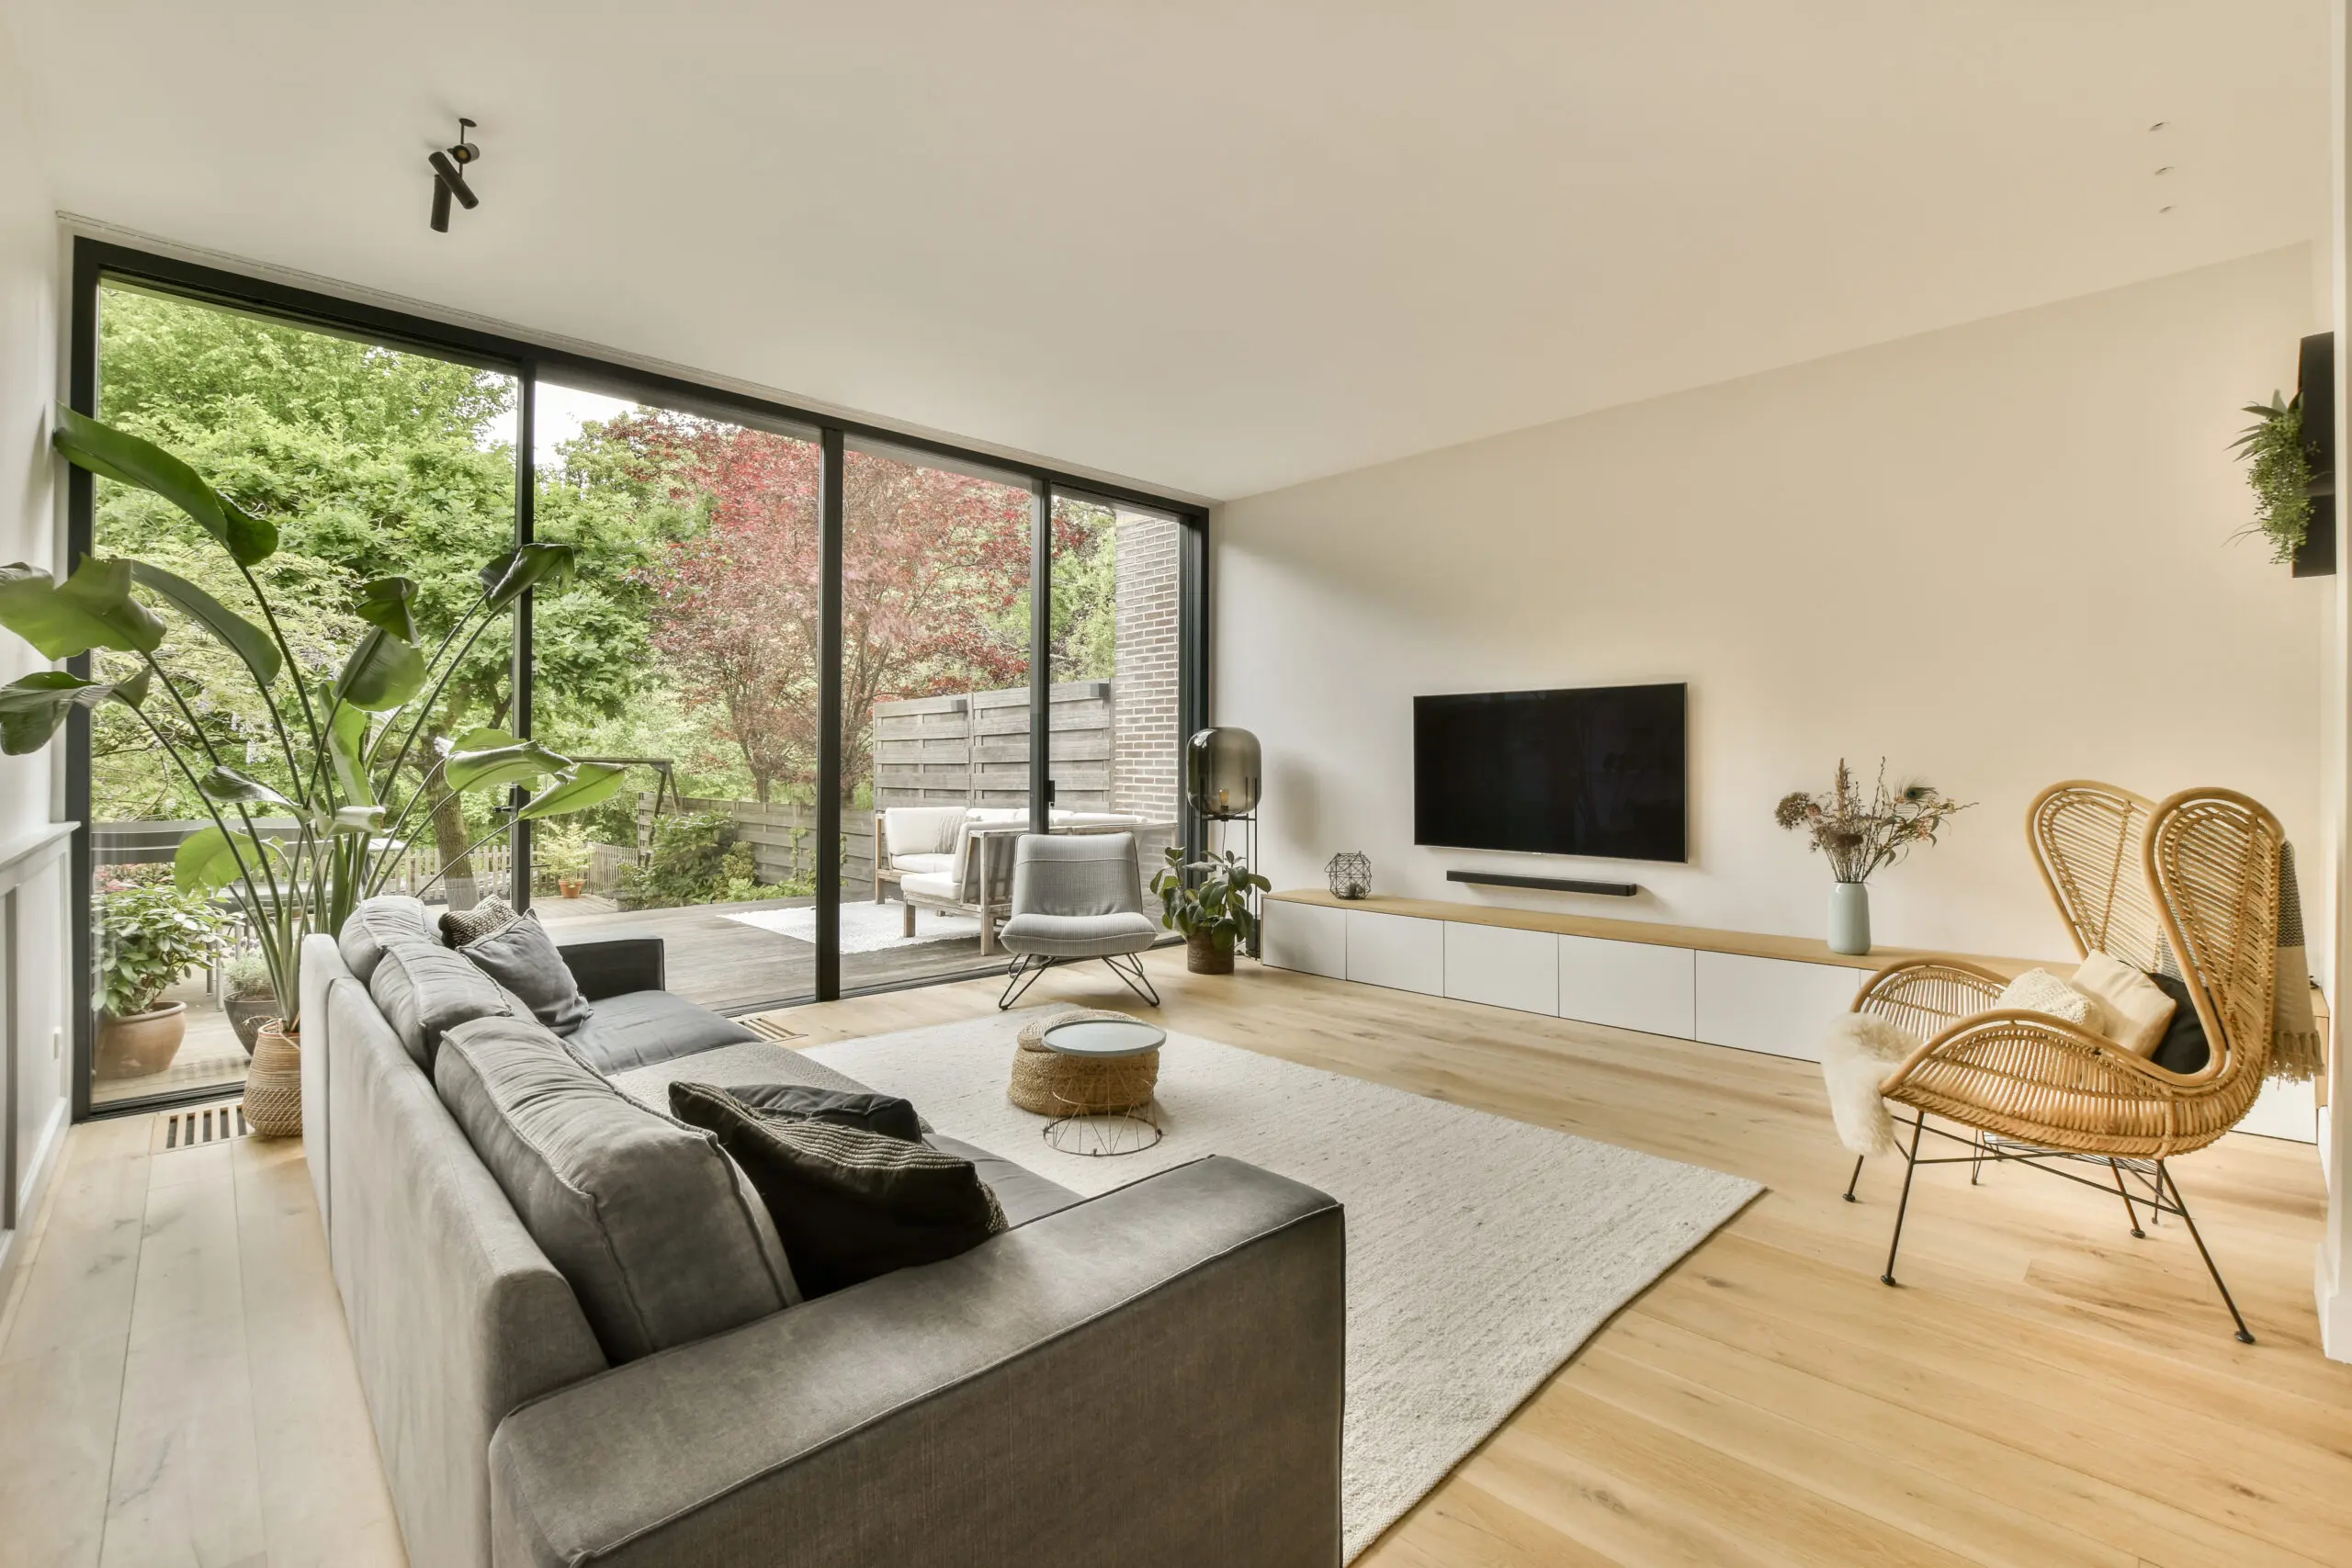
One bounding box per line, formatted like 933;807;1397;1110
435;1015;795;1364
337;894;434;983
324;976;606;1568
368;937;525;1071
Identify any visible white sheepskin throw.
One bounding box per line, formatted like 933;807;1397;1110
1819;1014;1924;1156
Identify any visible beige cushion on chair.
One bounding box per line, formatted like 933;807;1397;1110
889;852;954;876
2069;952;2178;1056
1995;968;2107;1033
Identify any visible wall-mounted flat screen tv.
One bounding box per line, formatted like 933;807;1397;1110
1414;682;1687;862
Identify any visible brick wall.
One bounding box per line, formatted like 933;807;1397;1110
1112;511;1182;822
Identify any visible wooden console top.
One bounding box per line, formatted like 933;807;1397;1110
1266;888;2058;977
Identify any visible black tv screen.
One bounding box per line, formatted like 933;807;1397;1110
1414;683;1687;862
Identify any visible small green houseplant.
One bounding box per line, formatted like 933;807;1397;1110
222;950;277;1055
93;881;225;1078
1150;846;1271;975
2232;391;2319;564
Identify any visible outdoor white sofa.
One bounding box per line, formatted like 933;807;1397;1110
875;807;1176;954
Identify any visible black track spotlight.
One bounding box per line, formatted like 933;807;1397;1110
428;118;481;233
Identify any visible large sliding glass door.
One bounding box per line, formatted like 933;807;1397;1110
65;240;1204;1114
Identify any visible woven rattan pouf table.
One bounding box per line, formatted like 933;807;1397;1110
1010;1009;1166;1156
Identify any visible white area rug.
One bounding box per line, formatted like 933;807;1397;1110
720;900;979;953
796;1009;1763;1559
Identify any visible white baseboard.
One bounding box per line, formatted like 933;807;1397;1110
0;1097;71;1293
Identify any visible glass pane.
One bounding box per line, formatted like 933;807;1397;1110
526;381;822;1012
1046;491;1183;907
89;282;515;1110
848;444;1035;992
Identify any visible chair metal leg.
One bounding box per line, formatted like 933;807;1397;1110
2157;1161;2255;1344
1101;951;1161;1008
2107;1157;2145;1239
1843;1154;1865;1202
1970;1129;1985;1187
1882;1110;1926;1287
999;954;1049;1010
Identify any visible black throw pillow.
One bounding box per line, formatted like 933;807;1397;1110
669;1081;1005;1299
439;893;516;946
458;912;593;1037
718;1081;925;1143
2146;971;2212;1076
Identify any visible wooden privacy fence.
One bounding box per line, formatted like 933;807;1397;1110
634;795;876;897
872;681;1112;811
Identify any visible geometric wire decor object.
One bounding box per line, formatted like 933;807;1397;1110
1327;852;1372;899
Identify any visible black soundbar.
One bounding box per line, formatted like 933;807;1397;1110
1447;870;1640;897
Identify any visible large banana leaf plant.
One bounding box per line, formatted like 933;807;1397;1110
0;411;628;1030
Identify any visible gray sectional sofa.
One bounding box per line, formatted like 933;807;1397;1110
297;897;1345;1568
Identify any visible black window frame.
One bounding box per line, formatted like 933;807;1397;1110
63;236;1210;1121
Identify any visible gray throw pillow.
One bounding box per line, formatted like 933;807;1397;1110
437;1017;797;1361
459;912;593;1036
367;936;525;1071
336;895;435;984
439;893;516;946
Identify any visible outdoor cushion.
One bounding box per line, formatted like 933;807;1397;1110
899;871;960;904
460;913;594;1037
889;852;955;876
567;988;759;1074
435;1015;797;1363
367;936;525;1071
337;895;435;984
880;806;965;860
999;910;1160;958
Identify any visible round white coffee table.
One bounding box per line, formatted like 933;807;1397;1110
1031;1013;1165;1157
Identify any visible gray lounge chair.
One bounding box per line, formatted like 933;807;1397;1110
998;831;1163;1009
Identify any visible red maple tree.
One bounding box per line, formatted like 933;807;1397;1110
627;412;1060;803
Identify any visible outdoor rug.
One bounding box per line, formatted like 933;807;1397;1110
643;1008;1763;1559
720;900;980;953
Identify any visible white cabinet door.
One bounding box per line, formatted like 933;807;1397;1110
1261;900;1347;979
1444;922;1559;1015
1345;909;1445;996
1693;952;1869;1061
1557;935;1696;1039
2238;1077;2317;1143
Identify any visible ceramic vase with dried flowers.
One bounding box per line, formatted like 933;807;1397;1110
1773;761;1972;955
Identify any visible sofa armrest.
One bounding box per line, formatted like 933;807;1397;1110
489;1156;1344;1568
557;935;666;1001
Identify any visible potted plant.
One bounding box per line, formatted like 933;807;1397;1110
2231;390;2323;566
537;820;592;898
1150;846;1270;975
1;412;628;1134
221;951;277;1055
94;881;225;1078
1774;760;1972;955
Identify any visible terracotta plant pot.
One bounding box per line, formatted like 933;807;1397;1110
559;878;584;898
243;1022;302;1139
95;1002;187;1079
1185;929;1237;976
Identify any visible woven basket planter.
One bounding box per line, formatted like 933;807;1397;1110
243;1022;303;1139
1010;1010;1160;1115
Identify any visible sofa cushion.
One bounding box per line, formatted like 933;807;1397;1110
888;852;954;876
435;1016;797;1362
899;871;959;903
568;989;759;1074
718;1081;924;1143
337;895;434;984
460;913;594;1037
368;937;525;1071
925;1133;1081;1228
880;806;966;859
668;1082;1006;1299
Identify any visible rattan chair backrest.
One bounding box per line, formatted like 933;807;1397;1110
2028;782;2162;966
2145;788;2281;1092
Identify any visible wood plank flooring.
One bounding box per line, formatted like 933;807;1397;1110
1;949;2346;1566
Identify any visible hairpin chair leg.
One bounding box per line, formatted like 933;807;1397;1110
1843;1154;1866;1203
2158;1161;2255;1344
2108;1158;2145;1239
999;955;1047;1010
1102;951;1161;1009
1970;1129;1985;1187
1882;1110;1926;1287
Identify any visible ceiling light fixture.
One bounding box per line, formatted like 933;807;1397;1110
2149;120;2169;132
428;118;481;233
2154;165;2174;176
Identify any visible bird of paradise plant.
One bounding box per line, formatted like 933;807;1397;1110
0;411;628;1031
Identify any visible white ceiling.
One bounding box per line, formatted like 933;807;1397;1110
2;1;2332;502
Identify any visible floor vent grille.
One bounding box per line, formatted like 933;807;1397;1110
157;1101;249;1152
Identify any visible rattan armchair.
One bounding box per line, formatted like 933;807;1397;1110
1845;783;2281;1341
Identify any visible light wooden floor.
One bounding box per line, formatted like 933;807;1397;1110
3;950;2347;1566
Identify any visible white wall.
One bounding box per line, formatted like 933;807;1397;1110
1214;244;2325;968
0;19;71;1281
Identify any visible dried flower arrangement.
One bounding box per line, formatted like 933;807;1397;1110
1774;761;1973;885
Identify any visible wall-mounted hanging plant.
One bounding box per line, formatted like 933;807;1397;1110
2233;333;2335;577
